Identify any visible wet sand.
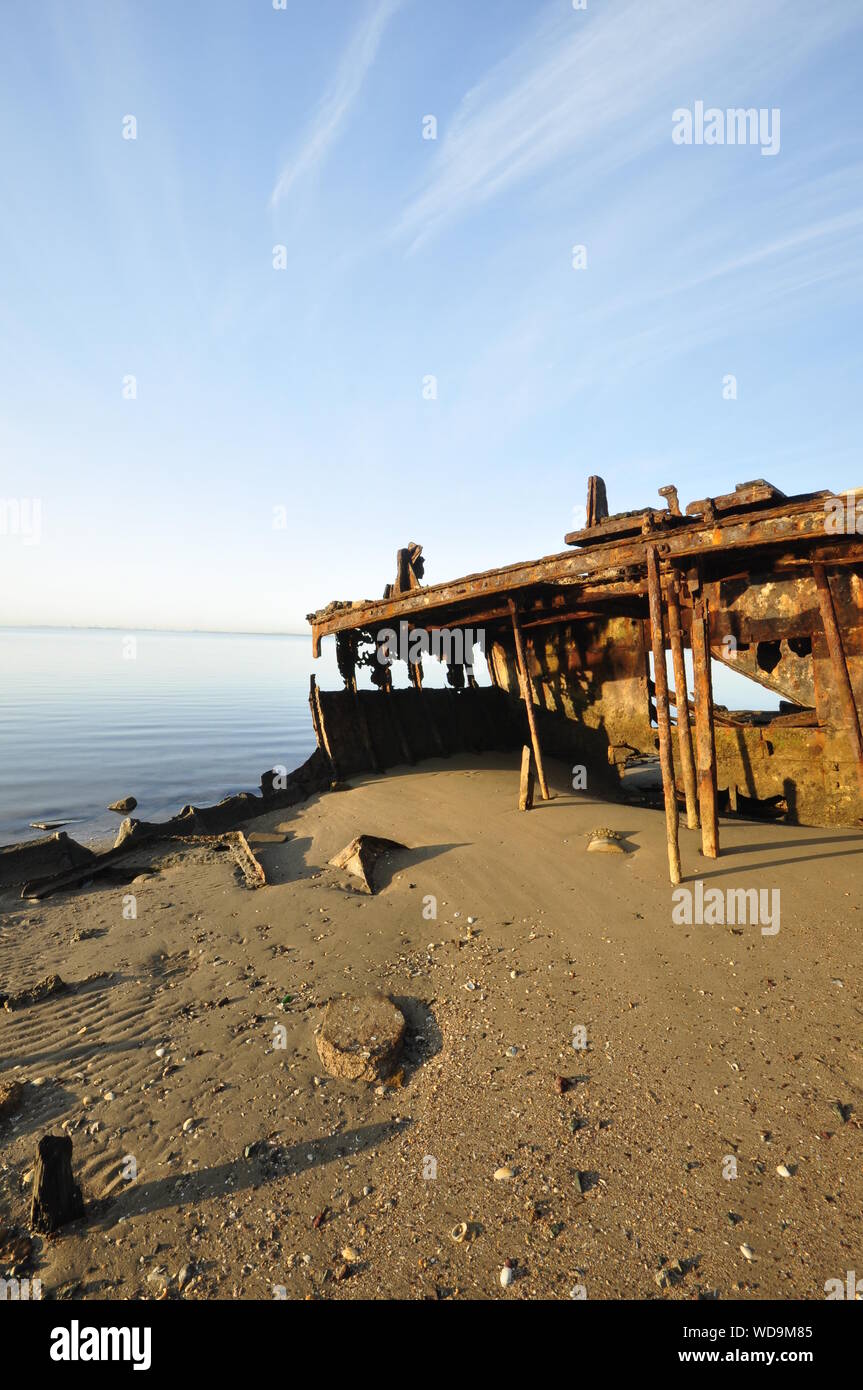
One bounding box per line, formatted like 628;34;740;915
1;753;860;1300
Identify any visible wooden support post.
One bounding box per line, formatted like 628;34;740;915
508;598;550;800
646;547;681;886
691;596;719;858
518;745;535;811
813;562;863;796
666;576;699;830
407;651;423;690
335;632;358;694
30;1134;84;1233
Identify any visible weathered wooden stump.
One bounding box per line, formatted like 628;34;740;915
518;745;535;811
30;1134;84;1233
316;994;406;1082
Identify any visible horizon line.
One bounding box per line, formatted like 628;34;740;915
0;623;310;639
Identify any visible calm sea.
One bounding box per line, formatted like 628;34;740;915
0;628;341;848
0;626;772;850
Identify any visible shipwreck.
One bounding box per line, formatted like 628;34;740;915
307;477;863;882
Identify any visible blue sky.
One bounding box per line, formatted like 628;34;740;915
1;0;862;634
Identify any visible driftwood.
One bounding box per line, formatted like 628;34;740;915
229;831;267;888
30;1134;84;1233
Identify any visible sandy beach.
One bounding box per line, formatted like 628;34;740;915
1;753;860;1301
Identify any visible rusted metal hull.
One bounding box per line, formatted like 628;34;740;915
307;481;863;828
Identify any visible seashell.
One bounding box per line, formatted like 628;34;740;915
494;1166;514;1181
341;1246;359;1263
776;1162;795;1178
740;1243;755;1261
450;1222;469;1244
499;1265;514;1288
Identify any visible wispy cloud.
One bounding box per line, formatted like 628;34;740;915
395;0;860;250
270;0;404;207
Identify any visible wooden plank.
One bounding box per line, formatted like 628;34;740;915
685;479;786;517
309;675;339;780
508;598;550;801
232;831;267;887
353;692;380;772
646;546;681;885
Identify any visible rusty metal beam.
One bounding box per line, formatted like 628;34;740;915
812;562;863;796
309;493;853;652
691;597;720;858
666;574;699;831
508;597;550;801
646;546;682;885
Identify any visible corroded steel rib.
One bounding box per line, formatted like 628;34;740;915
308;493;857;654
